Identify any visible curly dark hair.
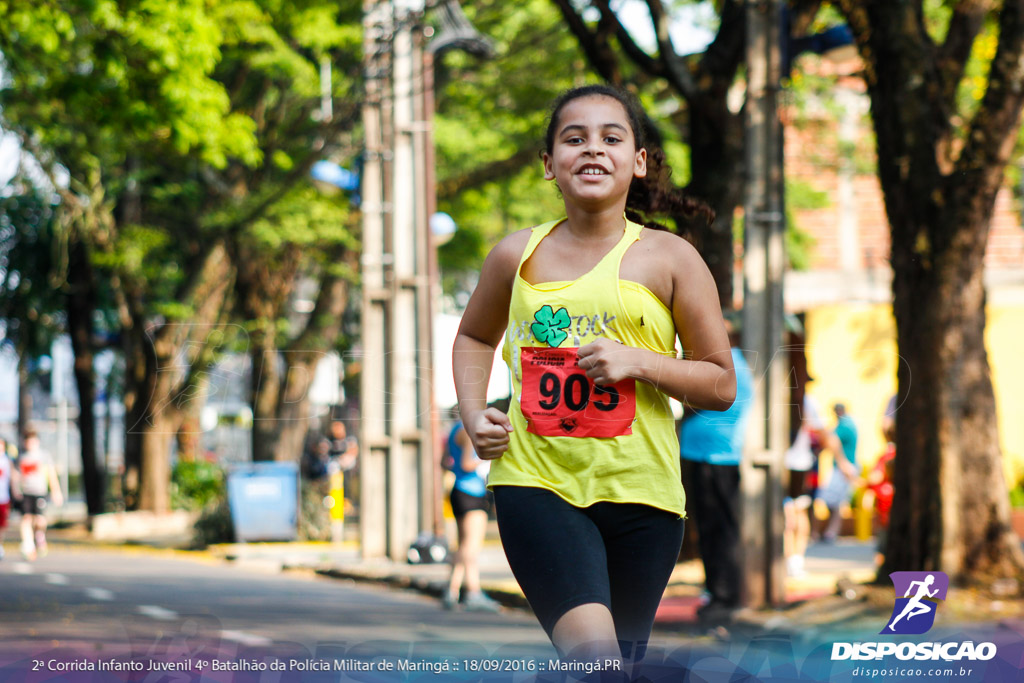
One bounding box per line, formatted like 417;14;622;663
543;84;715;230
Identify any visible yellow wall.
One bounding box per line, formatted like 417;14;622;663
805;304;898;471
986;306;1024;485
804;304;1024;486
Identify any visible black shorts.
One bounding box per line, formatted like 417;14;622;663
21;495;48;516
787;469;811;501
492;485;684;660
450;488;491;518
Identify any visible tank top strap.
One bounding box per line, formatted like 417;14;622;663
590;218;642;280
515;219;565;274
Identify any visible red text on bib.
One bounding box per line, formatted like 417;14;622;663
520;346;635;438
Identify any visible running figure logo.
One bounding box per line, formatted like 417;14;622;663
882;571;949;635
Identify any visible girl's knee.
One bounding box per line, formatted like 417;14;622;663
551;603;619;659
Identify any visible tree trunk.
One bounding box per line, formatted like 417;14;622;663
276;395;313;464
121;322;148;509
684;100;746;309
884;196;1024;582
123;243;231;510
251;345;318;463
67;240;105;516
124;331;178;512
277;361;318;463
837;0;1024;587
241;249;352;463
251;336;284;462
16;346;31;442
176;412;202;463
139;414;175;513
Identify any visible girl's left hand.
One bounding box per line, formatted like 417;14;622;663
576;338;643;386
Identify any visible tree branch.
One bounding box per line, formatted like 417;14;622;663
550;0;622;83
437;145;538;199
169;268;235;411
589;0;664;82
836;1;882;86
214;102;362;237
697;0;746;88
954;0;1024;194
642;0;700;99
286;246;354;359
155;240;231;355
938;1;994;110
788;0;825;35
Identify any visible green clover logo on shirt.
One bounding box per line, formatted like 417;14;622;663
531;305;571;347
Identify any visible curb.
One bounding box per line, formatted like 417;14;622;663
316;566;533;612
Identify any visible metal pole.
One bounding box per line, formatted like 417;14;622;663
409;28;438;540
741;0;788;608
359;0;392;559
389;11;421;561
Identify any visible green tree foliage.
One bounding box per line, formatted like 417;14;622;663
212;0;363;463
1;0;261;511
0;0;363;509
432;0;593;297
437;0;828;308
0;187;64;361
0;185;65;437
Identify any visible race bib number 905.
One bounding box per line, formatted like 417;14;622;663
520;346;635;438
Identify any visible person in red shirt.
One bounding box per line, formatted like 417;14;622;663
0;437;11;559
867;441;895;565
11;429;63;561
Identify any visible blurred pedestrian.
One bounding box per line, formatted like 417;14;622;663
0;436;11;559
442;421;500;612
12;429;63;561
327;420;358;471
301;436;330;482
784;393;825;577
867;439;895;565
327;420;359;514
817;403;860;543
679;320;753;624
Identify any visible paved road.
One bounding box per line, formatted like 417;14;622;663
0;544;713;681
5;544;1022;682
0;544;564;679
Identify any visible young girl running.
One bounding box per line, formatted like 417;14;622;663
453;85;736;672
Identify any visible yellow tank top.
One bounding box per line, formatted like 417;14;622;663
489;218;685;516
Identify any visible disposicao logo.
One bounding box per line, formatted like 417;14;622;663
883;571;949;635
831;570;997;663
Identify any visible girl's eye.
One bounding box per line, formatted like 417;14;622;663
566;136;584;144
604;136;621;144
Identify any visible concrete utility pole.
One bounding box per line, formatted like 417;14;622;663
741;0;789;607
360;0;436;560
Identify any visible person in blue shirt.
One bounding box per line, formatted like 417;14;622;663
443;421;500;612
679;325;754;624
818;403;860;543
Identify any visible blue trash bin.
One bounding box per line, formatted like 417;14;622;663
226;462;299;542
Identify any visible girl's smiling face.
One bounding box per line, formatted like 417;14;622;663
543;95;647;211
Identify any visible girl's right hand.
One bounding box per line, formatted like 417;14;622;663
465;408;514;460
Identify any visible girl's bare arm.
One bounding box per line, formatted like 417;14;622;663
577;234;736;411
453;231;529;459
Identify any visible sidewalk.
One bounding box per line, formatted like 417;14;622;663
199;525;879;633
